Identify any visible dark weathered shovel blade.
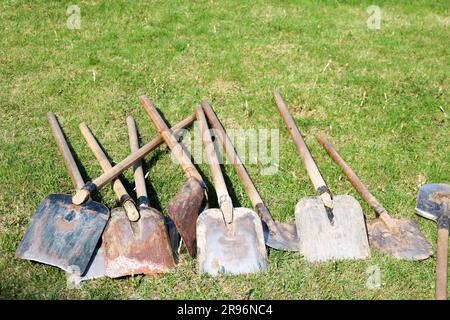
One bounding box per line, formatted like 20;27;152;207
103;207;176;278
262;221;300;251
197;208;268;276
416;184;450;221
296;195;370;262
16;194;109;274
167;177;206;257
367;218;432;260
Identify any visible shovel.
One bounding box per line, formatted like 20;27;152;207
16;113;110;275
274;91;370;262
195;105;268;276
317;133;432;260
140;96;207;257
201;99;300;251
72;114;195;205
79;122;176;277
416;183;450;300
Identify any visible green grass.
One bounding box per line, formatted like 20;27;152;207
0;0;448;299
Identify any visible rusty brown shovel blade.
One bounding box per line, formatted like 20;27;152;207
15;113;110;275
103;116;176;278
167;176;206;257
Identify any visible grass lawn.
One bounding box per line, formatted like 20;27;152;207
0;0;448;299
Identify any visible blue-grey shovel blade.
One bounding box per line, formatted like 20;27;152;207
416;183;450;222
296;195;370;262
16;194;110;275
196;208;268;276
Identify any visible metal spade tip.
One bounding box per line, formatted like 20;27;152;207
72;189;90;205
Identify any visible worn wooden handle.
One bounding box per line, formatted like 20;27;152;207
316;133;400;233
273;91;333;210
196;105;233;224
127;116;149;208
436;203;449;300
79;123;140;222
72;114;195;205
140;96;202;182
47;112;85;190
201;99;276;228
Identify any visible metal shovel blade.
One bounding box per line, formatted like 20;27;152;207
367;218;432;260
296;195;370;262
167;176;206;257
103;207;175;278
416;184;450;221
196;208;268;276
16;194;109;274
262;221;300;252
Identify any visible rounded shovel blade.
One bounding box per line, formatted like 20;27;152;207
196;208;268;276
296;195;370;262
103;207;176;278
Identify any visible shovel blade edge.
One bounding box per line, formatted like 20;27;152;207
296;195;370;262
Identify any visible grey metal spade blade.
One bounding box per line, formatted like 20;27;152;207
296;195;370;262
262;221;300;252
16;194;109;274
416;183;450;221
196;208;268;276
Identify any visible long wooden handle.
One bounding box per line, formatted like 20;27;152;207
127;116;149;208
273;91;333;211
436;203;449;300
201;99;276;228
196;105;233;224
72;114;195;205
79;123;140;222
47;112;85;190
140;96;202;182
317;133;399;233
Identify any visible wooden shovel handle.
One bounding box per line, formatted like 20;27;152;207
196;105;233;224
316;133;399;233
200;99;276;228
140;96;202;182
127;116;149;208
72;114;195;205
47;112;85;190
79;123;140;222
436;203;449;300
273;91;333;210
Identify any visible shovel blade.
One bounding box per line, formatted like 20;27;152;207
416;183;450;221
367;218;432;260
196;208;268;276
263;221;300;252
103;207;176;278
296;195;370;262
16;194;109;274
167;177;206;257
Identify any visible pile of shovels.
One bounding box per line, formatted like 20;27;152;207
16;92;448;299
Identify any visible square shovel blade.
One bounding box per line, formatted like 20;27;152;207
296;195;370;262
196;208;268;276
103;207;176;278
16;194;110;274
